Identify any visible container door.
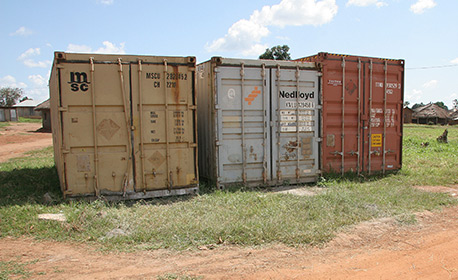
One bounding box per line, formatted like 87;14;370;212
271;67;320;184
321;57;403;174
363;60;403;173
131;61;198;191
321;58;363;174
59;61;133;196
215;65;271;185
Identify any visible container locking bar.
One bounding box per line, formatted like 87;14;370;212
137;60;147;192
357;58;362;175
341;57;346;176
382;61;388;175
163;59;172;190
89;57;100;197
118;58;134;197
261;64;267;184
276;65;282;181
295;66;301;180
368;60;374;175
240;63;247;184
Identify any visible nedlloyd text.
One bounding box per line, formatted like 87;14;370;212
279;91;314;100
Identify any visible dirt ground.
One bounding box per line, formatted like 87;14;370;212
1;123;458;279
0;122;52;163
1;202;457;279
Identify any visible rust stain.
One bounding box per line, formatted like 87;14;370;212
285;141;298;153
172;65;180;104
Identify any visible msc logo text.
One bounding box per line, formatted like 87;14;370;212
68;72;90;92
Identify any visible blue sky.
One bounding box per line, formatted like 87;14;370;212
1;0;457;108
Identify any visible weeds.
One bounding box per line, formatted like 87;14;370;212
0;125;457;251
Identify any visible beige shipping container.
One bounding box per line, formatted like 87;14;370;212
50;52;198;199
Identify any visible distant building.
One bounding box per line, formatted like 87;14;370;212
450;109;458;125
35;99;51;130
13;99;42;118
412;104;450;125
403;107;413;123
0;107;18;122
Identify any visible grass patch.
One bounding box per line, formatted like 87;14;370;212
0;125;457;251
0;122;10;130
18;117;41;123
0;258;38;280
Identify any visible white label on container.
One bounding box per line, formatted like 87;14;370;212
328;80;342;86
281;110;314;116
285;101;315;109
375;82;401;89
280;126;314;132
280;115;314;121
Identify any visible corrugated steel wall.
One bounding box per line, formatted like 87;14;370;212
50;52;198;199
197;57;320;188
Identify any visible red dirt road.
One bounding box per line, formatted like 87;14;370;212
0;122;52;162
1;203;458;279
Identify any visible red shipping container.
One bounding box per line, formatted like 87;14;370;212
295;53;404;175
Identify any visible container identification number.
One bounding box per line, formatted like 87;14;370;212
166;72;187;80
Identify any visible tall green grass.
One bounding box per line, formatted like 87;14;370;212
0;125;456;251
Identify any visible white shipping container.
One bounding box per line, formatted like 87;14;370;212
197;57;321;188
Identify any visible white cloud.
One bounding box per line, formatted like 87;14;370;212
97;0;114;5
0;75;28;89
10;26;32;36
66;41;126;54
0;75;49;101
451;58;458;64
18;48;40;60
23;60;52;68
27;75;49;101
346;0;387;8
410;0;436;14
422;79;438;88
405;89;423;104
206;0;338;56
67;44;92;53
95;41;126;54
28;75;47;87
17;48;52;68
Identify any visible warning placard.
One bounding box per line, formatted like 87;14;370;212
371;134;382;147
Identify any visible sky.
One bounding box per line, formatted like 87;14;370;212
1;0;457;109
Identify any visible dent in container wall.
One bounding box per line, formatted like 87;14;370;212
295;52;404;175
49;52;198;200
197;57;321;189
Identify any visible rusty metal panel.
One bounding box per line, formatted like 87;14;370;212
197;57;319;188
49;52;198;199
295;52;404;174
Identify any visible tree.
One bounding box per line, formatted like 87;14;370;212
434;101;448;110
19;96;30;103
412;102;425;109
403;101;410;108
0;87;23;107
259;45;291;60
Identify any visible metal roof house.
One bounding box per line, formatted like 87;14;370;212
13;99;42;118
35;99;51;130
